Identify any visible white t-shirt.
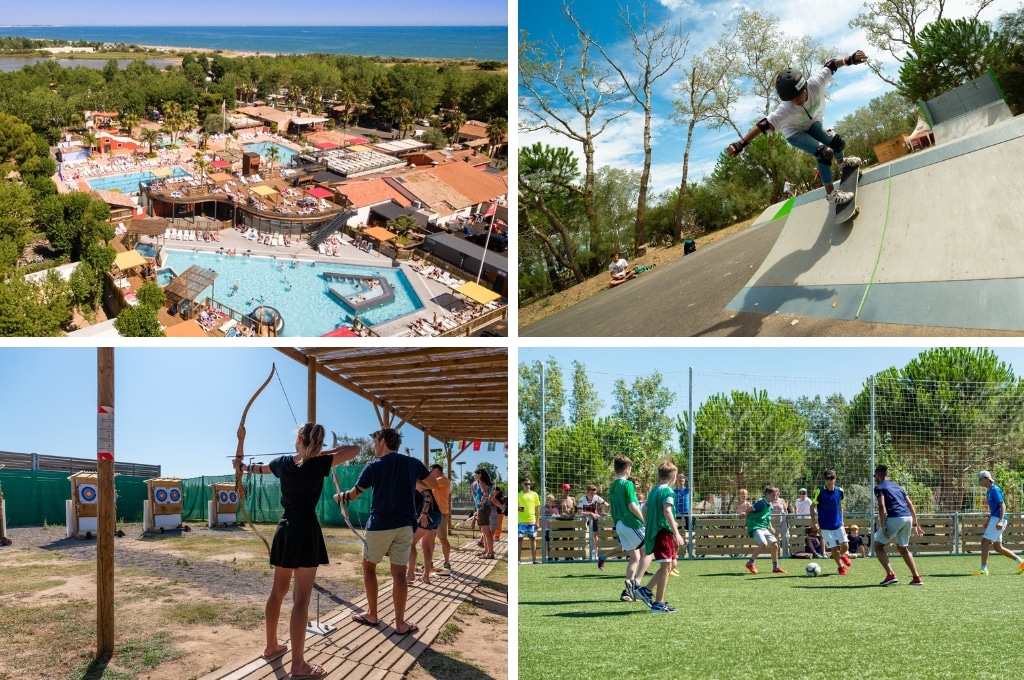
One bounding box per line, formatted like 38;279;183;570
609;258;628;276
578;494;606;515
766;66;833;139
794;497;812;518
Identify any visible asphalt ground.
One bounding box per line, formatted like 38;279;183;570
521;221;1024;338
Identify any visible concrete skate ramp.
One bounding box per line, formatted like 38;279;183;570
932;101;1012;144
727;113;1024;331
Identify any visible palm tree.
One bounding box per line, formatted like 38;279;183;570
444;110;467;146
264;144;281;176
81;130;98;157
486;117;507;159
139;128;161;155
120;112;140;139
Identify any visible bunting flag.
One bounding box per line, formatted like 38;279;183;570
473;440;482;451
483;200;497;218
487;442;496;451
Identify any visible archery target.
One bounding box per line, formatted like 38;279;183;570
154;487;170;504
219;490;231;504
168;488;182;503
79;484;98;504
228;490;238;504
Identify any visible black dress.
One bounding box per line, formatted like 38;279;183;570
267;454;333;569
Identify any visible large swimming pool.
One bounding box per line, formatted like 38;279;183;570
161;249;423;336
87;166;191;194
244;141;298;166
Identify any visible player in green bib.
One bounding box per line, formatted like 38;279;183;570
742;486;786;575
642;461;685;613
605;455;654;604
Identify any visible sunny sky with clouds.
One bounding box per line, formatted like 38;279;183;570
519;0;1020;196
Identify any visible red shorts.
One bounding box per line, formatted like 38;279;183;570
652;529;677;562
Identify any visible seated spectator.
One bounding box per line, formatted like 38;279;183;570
804;526;825;558
609;252;631;280
847;524;867;558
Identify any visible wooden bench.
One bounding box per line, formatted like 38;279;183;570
692;515;760;557
544;518;589;561
960;514;1024;553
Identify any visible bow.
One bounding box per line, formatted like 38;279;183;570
333;466;368;551
235;363;276;555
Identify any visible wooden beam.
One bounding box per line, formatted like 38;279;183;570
96;348;115;657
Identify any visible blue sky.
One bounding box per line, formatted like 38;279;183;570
518;0;1019;195
2;1;508;26
0;348;507;481
518;345;1024;429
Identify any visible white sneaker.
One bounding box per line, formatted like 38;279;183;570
826;189;853;205
839;156;863;168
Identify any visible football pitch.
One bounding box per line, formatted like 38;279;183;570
518;555;1022;679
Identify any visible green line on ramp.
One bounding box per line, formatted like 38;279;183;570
772;198;795;221
856;164;893;319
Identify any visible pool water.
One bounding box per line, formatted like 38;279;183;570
87;166;191;194
244;141;298;166
156;268;177;287
161;249;423;336
135;243;160;259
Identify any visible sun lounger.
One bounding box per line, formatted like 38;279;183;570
318;243;326;255
219;318;237;332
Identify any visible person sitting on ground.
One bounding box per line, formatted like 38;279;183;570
847;524;866;558
804;525;825;558
609;252;630;280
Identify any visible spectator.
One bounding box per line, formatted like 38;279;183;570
335;427;436;638
695;493;717;514
804;526;825;558
427;464;453;573
234;422;360;679
407;484;443;585
772;491;791;552
474;469;495;559
559;484;576;518
872;464;924;586
794;488;812;518
674;473;691;530
488;485;506;553
578;485;608;560
847;525;867;558
972;470;1024;575
518;477;541;565
543;494;561;559
609;252;630;280
731;488;753;515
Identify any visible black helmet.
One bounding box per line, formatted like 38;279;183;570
776;68;807;101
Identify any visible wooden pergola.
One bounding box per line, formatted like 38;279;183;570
278;347;507;471
163;265;218;308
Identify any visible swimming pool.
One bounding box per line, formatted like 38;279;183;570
87;166;191;194
244;141;298;166
135;243;160;259
156;267;177;287
161;249;424;336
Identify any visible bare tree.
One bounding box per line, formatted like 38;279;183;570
567;1;688;251
519;13;632;256
850;0;997;87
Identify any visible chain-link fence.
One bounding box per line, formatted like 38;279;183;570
520;359;1024;561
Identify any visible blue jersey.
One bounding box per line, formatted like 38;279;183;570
811;485;844;530
874;480;911;517
986;484;1005;517
675;486;690;516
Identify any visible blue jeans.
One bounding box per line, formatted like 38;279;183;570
786;121;843;187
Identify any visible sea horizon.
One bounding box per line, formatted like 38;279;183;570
0;25;509;61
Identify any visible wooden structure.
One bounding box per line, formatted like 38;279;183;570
198;535;507;680
67;471;101;538
164;265;219;316
873;133;910;163
144;478;184;533
210;481;240;527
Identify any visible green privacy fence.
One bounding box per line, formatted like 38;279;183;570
0;465;369;529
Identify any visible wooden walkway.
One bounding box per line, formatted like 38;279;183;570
199;538;507;680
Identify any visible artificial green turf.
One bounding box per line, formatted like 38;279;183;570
519;555;1022;679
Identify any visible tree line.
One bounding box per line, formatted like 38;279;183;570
519;348;1024;515
519;1;1024;303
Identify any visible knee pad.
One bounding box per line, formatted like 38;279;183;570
828;133;845;154
815;144;834;164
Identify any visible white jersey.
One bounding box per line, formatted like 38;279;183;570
794;497;812;518
609;258;628;276
766;66;834;139
578;494;605;515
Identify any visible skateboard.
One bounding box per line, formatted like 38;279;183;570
833;163;861;224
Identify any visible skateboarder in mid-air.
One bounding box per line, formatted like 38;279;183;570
727;50;870;206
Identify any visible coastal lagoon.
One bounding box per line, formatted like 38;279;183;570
0;57;178;71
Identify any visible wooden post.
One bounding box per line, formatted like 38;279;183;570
96;348;115;657
423;431;429;466
307;355;317;422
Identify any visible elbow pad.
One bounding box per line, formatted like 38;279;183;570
825;58;840;74
756;118;773;133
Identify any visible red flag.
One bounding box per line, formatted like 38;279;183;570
483;200;497;218
473;440;482;451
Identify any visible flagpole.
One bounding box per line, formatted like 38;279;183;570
476;201;499;284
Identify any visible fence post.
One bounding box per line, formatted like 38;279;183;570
954;511;960;556
687;366;694;559
539;362;546;564
869;374;876;559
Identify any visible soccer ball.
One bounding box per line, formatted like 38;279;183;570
806;562;822;577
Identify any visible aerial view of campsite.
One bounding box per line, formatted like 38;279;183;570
0;1;509;338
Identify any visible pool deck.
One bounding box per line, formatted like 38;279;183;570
142;226;504;337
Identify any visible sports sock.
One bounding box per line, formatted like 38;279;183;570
772;562;779;569
746;558;754;564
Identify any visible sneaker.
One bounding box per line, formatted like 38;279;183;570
669;568;680;577
839;155;863;168
771;566;787;574
634;586;653;607
826;189;854;205
1018;561;1024;574
598;556;606;571
909;576;923;586
972;568;989;576
841;554;852;567
745;561;758;575
650;602;678;613
442;562;451;571
838;566;848;576
880;574;899;586
619;588;634;602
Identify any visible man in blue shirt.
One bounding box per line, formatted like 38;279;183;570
810;468;852;576
872;465;924;586
972;470;1024;575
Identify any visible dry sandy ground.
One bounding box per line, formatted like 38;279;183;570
0;524;506;679
519;220;756;328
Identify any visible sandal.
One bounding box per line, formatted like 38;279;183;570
290;663;326;679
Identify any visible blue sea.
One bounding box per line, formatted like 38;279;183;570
0;26;508;61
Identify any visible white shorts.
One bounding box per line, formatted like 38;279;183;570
615;520;645;552
821;527;848;551
873;516;912;547
751;528;777;546
982;516;1006;543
